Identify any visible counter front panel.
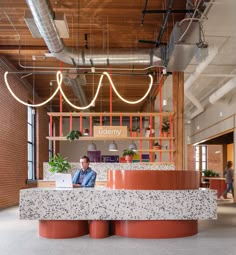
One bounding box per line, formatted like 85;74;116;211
20;188;216;220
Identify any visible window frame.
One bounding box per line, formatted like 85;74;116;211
27;106;36;180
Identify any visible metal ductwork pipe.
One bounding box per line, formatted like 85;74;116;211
25;0;161;66
63;75;89;109
184;47;218;119
209;76;236;104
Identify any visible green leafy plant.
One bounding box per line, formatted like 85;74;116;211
153;141;160;146
122;149;137;157
162;118;170;132
128;127;140;132
48;153;71;173
202;169;220;177
66;130;82;142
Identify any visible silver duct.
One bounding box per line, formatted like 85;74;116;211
63;75;89;109
25;0;161;66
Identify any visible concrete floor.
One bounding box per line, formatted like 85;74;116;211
0;199;236;255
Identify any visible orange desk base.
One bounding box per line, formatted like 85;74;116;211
39;220;198;239
39;220;88;239
113;220;198;238
89;220;109;238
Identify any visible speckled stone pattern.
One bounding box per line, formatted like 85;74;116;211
43;162;175;181
19;188;217;220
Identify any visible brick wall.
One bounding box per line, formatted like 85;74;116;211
187;144;223;176
207;144;223;176
0;57;49;209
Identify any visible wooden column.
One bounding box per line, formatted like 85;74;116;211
172;72;184;169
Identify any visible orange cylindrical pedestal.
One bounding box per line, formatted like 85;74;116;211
114;220;198;238
39;220;89;239
89;220;109;238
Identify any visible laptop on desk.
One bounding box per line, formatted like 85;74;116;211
55;173;73;188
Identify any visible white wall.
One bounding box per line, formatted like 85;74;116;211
189;93;236;144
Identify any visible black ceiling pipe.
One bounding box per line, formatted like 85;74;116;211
155;0;174;48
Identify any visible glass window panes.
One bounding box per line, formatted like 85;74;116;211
27;106;35;180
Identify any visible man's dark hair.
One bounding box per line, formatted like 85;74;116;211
80;155;90;163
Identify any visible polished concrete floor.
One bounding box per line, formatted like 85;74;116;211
1;199;236;255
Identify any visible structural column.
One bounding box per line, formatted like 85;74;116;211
172;72;184;170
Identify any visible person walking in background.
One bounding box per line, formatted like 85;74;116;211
220;161;234;199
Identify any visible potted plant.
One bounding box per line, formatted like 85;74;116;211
66;130;82;142
162;118;170;137
129;127;140;137
48;153;71;173
153;141;161;150
122;149;137;163
202;169;220;177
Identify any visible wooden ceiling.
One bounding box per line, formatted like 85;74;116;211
0;0;187;112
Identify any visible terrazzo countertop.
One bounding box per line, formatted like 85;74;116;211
19;187;217;220
43;162;175;181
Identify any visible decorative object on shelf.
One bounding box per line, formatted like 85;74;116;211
83;128;89;136
109;141;118;151
48;153;71;173
128;141;137;151
153;141;161;150
66;130;82;142
122;149;137;163
202;169;220;177
87;142;97;151
129;127;139;137
162;117;170;137
145;126;155;137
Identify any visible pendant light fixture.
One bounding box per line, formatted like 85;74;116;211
87;142;97;151
108;141;118;151
128;141;137;151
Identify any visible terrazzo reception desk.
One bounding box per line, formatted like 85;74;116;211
20;164;217;239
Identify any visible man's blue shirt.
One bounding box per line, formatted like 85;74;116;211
72;167;97;187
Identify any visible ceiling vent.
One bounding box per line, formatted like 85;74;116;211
24;10;69;38
166;21;200;72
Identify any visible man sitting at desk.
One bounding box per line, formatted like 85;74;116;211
72;155;97;187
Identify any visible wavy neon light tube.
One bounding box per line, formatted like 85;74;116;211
4;71;153;110
4;71;61;107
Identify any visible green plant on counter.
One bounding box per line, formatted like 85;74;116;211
66;130;82;142
202;169;220;177
48;153;71;173
122;149;137;157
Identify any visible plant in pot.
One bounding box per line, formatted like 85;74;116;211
161;118;170;137
129;127;140;137
153;141;161;150
122;149;137;163
66;130;82;142
48;153;71;173
202;169;220;177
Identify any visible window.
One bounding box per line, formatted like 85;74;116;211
202;146;207;170
27;106;35;179
195;145;207;172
